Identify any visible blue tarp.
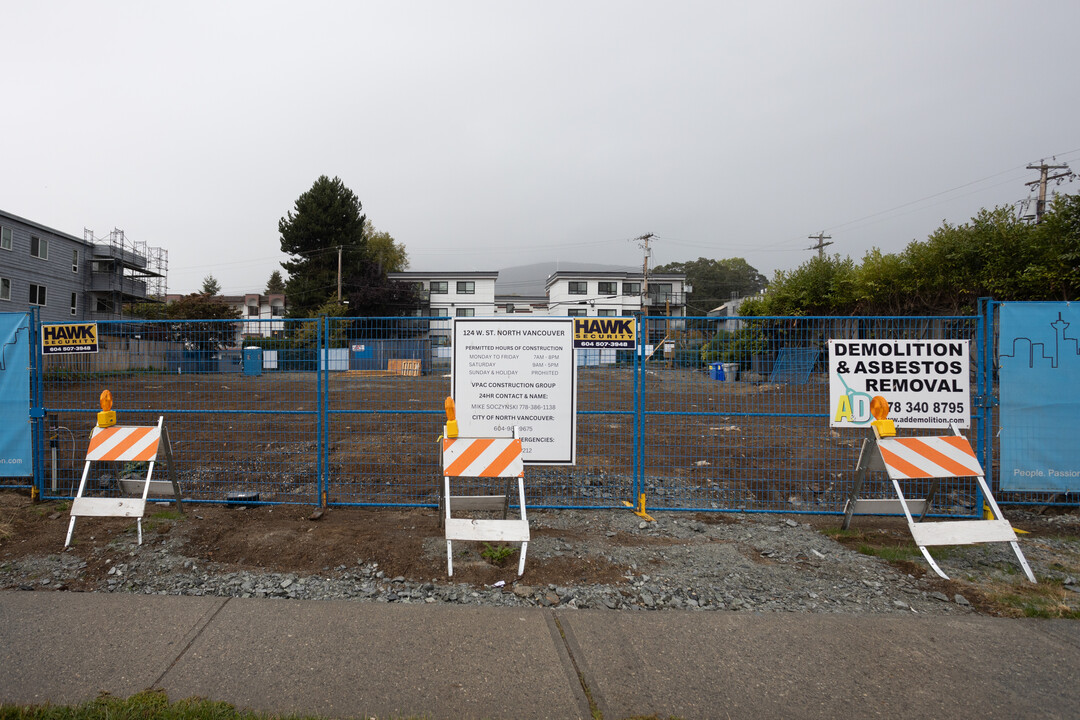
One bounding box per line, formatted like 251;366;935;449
0;313;32;477
769;346;819;385
999;302;1080;492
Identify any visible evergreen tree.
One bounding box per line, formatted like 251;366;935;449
200;274;222;296
279;175;369;317
266;270;286;295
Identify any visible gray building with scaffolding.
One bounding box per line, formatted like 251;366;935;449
0;209;167;324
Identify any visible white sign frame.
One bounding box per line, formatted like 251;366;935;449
828;339;970;429
452;317;577;465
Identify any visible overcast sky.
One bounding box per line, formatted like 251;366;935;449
3;1;1078;295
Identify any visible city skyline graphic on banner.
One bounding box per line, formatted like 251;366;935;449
1000;312;1080;370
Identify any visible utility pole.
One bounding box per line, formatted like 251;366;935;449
634;233;655;353
337;245;343;302
807;232;833;258
1026;162;1072;223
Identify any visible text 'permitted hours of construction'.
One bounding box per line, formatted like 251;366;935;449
452;317;577;464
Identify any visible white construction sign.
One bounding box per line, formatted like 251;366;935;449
828;339;970;429
452;317;577;464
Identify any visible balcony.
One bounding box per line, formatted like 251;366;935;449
92;243;148;270
89;273;148;299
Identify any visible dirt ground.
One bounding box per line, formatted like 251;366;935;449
33;369;920;512
2;490;1078;618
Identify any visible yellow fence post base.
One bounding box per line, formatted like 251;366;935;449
622;493;654;522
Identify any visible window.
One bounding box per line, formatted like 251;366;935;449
568;281;587;295
0;278;10;301
456;307;475;317
72;249;79;273
598;281;616;295
30;236;48;259
456;281;475;294
650;283;673;301
598;309;617;317
1;227;11;251
248;305;259;316
430;281;448;294
271;306;285;317
622;282;640;295
29;284;46;306
431;334;450;347
567;308;587;317
70;292;78;315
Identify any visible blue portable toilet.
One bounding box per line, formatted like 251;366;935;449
709;362;725;381
243;346;263;376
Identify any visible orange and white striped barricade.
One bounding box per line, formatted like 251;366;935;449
441;429;529;576
65;416;182;548
842;426;1035;582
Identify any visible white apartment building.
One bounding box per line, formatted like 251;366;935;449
544;271;689;319
164;292;287;341
387;271;499;318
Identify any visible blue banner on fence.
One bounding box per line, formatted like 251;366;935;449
999;302;1080;492
0;313;32;477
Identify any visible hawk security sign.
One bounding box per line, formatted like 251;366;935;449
42;323;99;355
572;317;636;349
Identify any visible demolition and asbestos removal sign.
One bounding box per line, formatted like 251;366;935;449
41;323;99;355
828;339;970;429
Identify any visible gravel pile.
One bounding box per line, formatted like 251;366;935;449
10;507;1073;616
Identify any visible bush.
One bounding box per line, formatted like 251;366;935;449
699;327;770;369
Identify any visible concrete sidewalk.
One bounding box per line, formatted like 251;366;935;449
1;591;1078;719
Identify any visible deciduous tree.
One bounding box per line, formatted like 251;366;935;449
652;257;767;315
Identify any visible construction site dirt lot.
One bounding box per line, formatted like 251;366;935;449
38;369;889;510
1;491;1078;619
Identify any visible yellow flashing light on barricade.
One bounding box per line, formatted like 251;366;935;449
869;395;895;438
97;389;116;428
444;396;459;438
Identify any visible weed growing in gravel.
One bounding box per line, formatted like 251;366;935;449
855;543;921;562
480;543;516;567
982;579;1080;619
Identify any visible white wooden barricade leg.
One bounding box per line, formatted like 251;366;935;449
65;416;182;548
843;425;1035;583
442;428;529;577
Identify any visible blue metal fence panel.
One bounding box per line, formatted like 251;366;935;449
19;308;1077;511
33;317;321;505
637;314;986;515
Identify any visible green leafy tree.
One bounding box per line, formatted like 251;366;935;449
200;274;222;296
652;257;767;315
364;223;409;273
1025;192;1080;300
279;175;369;317
135;293;242;351
343;262;423;317
265;270;286;295
745;255;856;316
743;194;1080;317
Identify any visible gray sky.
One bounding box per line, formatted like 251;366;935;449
3;1;1078;295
